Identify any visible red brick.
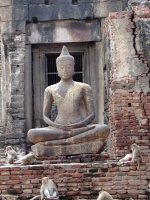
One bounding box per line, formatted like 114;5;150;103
72;173;82;178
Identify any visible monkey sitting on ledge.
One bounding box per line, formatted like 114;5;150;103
5;146;17;164
14;152;36;165
130;143;142;180
30;177;59;200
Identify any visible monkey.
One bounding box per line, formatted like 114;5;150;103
5;146;17;164
40;177;59;200
97;191;113;200
14;152;36;165
119;153;132;163
130;143;142;180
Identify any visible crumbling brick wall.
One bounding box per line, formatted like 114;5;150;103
0;162;148;200
103;2;150;160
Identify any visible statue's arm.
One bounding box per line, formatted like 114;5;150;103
43;87;60;128
82;84;95;125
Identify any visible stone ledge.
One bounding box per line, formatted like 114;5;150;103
36;153;109;164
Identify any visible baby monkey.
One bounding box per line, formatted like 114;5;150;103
5;146;17;164
97;191;113;200
131;143;142;180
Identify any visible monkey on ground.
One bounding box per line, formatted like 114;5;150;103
40;177;58;200
5;146;17;164
131;143;142;180
14;152;36;165
97;191;113;200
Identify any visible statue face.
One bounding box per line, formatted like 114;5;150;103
57;59;74;80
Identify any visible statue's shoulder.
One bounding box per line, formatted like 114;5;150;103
74;81;92;90
45;83;59;93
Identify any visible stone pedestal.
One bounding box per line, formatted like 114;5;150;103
31;140;104;156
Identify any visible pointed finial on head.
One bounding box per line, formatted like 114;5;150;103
60;46;70;56
56;46;74;64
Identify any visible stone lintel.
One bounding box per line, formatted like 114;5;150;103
26;20;101;44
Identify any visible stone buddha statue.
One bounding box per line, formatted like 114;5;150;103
28;46;110;156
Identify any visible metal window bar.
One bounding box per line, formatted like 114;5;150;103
46;53;83;121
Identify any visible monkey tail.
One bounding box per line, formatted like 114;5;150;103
138;161;141;181
30;195;41;200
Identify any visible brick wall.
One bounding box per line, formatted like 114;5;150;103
0;162;148;200
103;2;150;160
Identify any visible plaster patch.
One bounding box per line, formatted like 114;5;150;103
134;109;147;126
135;78;150;95
28;24;42;43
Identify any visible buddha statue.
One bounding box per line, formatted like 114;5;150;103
28;46;110;156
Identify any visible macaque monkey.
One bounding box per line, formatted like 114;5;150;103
14;152;36;165
131;143;142;180
119;153;132;163
5;146;17;164
40;177;59;200
97;191;113;200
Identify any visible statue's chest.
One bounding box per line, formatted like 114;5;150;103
52;86;83;106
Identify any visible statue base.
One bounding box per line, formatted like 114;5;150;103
31;140;104;156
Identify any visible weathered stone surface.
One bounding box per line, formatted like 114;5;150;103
10;102;24;109
11;95;24;102
1;6;13;22
29;4;71;21
0;0;12;6
5;139;20;145
0;134;5;141
136;20;150;65
50;0;71;3
106;17;146;81
93;1;123;18
1;6;28;22
12;0;30;5
30;0;45;4
74;3;93;19
79;0;102;2
29;3;95;21
135;77;150;95
26;21;100;43
5;133;25;139
1;21;26;35
31;140;104;156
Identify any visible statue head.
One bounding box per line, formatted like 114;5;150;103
56;46;75;80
